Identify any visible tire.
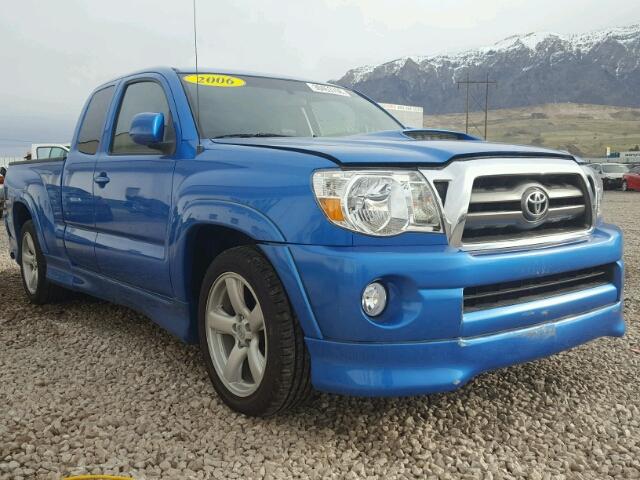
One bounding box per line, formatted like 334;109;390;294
622;180;628;191
19;220;66;304
198;245;312;416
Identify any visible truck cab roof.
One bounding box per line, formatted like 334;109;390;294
96;66;337;91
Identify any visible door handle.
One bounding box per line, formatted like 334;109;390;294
94;172;110;187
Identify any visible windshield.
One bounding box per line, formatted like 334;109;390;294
180;73;402;139
602;164;629;173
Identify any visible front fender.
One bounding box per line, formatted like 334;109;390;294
176;198;286;242
170;199;286;303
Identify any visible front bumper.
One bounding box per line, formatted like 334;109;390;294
306;301;624;396
275;224;624;396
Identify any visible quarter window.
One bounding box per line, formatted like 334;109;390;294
36;147;51;159
111;81;175;155
77;86;115;155
49;147;66;159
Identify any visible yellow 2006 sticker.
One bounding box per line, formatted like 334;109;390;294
183;74;246;87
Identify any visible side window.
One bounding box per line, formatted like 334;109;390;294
49;147;66;159
37;147;51;159
77;86;115;155
111;81;175;155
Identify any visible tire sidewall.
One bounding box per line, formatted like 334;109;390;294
198;248;289;415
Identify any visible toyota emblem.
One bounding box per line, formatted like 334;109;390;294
521;187;549;222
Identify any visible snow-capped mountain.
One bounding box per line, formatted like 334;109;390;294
334;24;640;114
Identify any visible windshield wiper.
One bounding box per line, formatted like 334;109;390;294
213;133;291;139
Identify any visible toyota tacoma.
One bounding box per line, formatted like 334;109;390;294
3;68;624;416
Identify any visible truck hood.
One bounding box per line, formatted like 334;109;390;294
211;130;575;166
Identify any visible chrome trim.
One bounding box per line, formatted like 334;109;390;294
470;184;582;204
419;158;598;252
465;205;586;229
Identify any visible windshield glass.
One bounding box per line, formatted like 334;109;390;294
180;73;402;139
602;164;629;173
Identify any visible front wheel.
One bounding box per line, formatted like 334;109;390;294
198;246;312;416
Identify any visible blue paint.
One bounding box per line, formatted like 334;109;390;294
3;67;625;397
130;112;165;146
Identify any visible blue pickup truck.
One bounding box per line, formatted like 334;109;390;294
4;67;624;416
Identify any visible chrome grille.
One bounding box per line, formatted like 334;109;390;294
462;174;592;244
419;157;599;251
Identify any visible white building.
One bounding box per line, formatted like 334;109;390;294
379;103;424;129
617;151;640;163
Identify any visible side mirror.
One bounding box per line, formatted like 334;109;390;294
129;112;165;147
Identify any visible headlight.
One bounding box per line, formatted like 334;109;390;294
312;169;442;236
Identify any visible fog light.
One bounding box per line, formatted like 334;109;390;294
362;282;387;317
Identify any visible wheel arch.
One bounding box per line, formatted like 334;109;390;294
175;221;322;343
11;199;46;262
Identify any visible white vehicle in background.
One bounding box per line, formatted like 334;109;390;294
30;144;70;160
588;163;629;190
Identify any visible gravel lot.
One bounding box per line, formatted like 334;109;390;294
1;192;639;480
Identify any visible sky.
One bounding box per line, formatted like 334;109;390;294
1;0;640;156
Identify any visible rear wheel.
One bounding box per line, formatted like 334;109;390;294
198;246;312;416
19;221;66;304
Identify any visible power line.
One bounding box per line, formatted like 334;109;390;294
457;73;497;139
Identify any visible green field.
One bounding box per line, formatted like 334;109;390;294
423;103;640;157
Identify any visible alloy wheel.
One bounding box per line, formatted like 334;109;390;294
21;232;38;294
205;272;267;397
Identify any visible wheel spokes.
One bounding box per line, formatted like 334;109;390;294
28;268;37;290
225;277;250;318
223;344;248;383
248;304;264;333
22;250;34;265
25;235;35;256
207;308;236;335
247;338;266;384
207;272;269;397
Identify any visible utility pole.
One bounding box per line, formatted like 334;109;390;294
484;73;490;140
457;73;497;139
464;73;470;134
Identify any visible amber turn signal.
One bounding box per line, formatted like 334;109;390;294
318;197;345;222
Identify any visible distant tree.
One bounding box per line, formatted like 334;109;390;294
630;145;640;151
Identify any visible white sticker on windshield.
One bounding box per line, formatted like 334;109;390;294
307;83;351;97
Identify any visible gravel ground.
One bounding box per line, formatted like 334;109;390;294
1;192;639;480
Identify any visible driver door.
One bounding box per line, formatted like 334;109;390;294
93;75;178;297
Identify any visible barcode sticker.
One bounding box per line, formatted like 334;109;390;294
307;83;350;97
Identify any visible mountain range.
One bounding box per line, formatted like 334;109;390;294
333;24;640;114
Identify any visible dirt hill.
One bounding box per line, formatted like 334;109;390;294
423;103;640;157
